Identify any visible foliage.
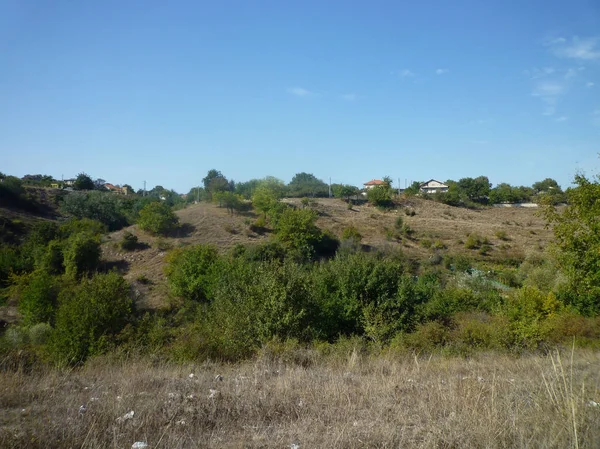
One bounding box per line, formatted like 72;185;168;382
213;191;245;214
404;181;421;196
165;245;221;302
332;184;359;201
543;174;600;315
63;232;101;279
120;231;138;251
288;172;328;197
251;180;285;218
274;208;324;260
60;191;131;231
137;201;179;235
367;185;393;209
16;270;59;327
73;173;95;191
49;272;133;364
341;225;362;243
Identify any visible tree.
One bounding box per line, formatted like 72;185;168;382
137;201;179;235
403;181;422;196
288;172;328;197
543;174;600;315
333;184;359;202
251;177;286;217
17;270;59;326
73;173;95;191
533;178;561;194
367;184;393;208
456;176;491;203
202;169;230;199
275;208;324;259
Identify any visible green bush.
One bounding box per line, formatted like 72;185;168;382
63;233;101;279
120;231;138;251
137;201;179;235
49;272;133;364
165;245;221;302
17;270;58;327
341;226;362;243
464;234;482;249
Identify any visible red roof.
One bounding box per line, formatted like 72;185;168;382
104;183;119;190
363;179;385;186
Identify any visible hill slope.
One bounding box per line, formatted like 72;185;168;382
101;198;554;309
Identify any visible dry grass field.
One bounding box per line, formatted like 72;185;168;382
1;347;599;448
100;197;554;310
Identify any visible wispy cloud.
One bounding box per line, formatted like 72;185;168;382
287;87;313;97
555;116;568;122
547;36;600;60
587;82;595;88
397;69;415;77
435;68;449;75
340;93;356;101
531;80;566;116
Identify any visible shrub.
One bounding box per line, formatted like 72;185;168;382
137;202;179;235
165;245;221;302
17;270;58;327
60;191;130;231
63;233;101;279
29;322;53;345
464;234;482;249
120;231;138;251
49;272;133;364
341;226;362;243
495;230;510;241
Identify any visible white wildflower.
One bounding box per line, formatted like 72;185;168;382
116;410;135;423
208;389;219;399
131;442;148;449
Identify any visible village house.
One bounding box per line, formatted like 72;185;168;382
363;179;386;190
419;179;449;194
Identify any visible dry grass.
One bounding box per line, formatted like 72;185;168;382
1;348;599;448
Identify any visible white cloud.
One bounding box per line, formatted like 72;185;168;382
287;87;313;97
587;82;595;88
340;93;356;101
435;68;449;75
532;81;565;97
398;69;415;77
555;116;568;122
549;36;600;60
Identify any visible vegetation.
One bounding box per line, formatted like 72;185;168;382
137;201;179;235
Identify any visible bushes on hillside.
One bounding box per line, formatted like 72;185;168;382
137;201;179;235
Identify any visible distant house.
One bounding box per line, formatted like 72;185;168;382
419;179;449;194
63;179;75;187
363;179;386;190
104;183;131;195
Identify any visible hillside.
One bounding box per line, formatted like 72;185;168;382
101;197;554;310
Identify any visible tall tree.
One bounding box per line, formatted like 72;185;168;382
73;173;95;191
288;172;328;197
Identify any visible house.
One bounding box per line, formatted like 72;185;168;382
104;183;131;195
63;179;75;187
363;179;386;190
419;179;449;194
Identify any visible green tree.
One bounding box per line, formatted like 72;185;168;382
137;201;179;235
165;245;221;302
404;181;422;196
73;173;95;191
288;172;328;197
251;178;285;217
333;184;359;201
457;176;491;203
275;208;323;259
367;185;393;208
543;174;600;315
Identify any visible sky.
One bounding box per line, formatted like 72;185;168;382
1;0;599;193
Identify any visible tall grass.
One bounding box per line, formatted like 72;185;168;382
1;348;599;448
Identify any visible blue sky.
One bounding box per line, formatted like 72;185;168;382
1;0;599;193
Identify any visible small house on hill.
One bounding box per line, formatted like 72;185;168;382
420;179;449;194
363;179;386;190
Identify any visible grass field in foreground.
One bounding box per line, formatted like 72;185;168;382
1;348;599;448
